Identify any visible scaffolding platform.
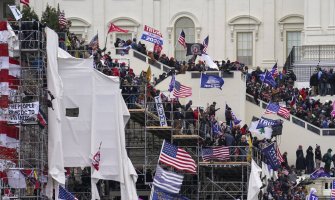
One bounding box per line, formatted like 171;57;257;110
172;134;201;140
199;161;249;166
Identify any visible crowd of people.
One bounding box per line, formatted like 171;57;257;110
246;67;335;128
310;67;335;96
79;36;335;199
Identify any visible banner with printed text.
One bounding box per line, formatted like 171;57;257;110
8;101;39;124
154;95;167;126
141;25;164;45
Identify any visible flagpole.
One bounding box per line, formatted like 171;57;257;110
199;72;202;105
104;34;108;50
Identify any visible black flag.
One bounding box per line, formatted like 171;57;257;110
186;43;204;56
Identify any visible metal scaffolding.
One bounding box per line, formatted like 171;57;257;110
0;21;48;199
122;80;253;200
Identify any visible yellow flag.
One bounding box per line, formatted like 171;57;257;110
65;34;71;47
146;65;152;82
247;134;253;161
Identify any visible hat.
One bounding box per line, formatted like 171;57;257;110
213;102;216;105
328;148;332;152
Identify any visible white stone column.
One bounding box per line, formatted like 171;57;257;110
93;0;105;47
214;0;226;60
329;0;335;29
208;0;215;57
305;0;321;29
262;0;276;67
153;0;161;31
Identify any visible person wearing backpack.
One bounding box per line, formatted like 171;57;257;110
322;148;332;173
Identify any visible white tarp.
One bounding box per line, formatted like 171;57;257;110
45;27;66;194
58;57;138;200
247;160;262;200
46;27;137;200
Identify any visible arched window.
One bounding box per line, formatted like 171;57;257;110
174;17;195;62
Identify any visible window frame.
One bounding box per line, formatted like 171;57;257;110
174;17;195;62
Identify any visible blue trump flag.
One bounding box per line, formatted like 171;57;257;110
151;186;190;200
262;143;280;171
309;193;318;200
256;117;282;129
259;71;277;87
200;73;224;89
310;168;330;180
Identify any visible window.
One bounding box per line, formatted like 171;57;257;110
174;17;195;62
286;31;301;56
237;32;253;66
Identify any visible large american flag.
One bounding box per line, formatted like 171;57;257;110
159;140;196;173
153;165;184;194
178;30;186;49
59;185;78;200
202;36;209;54
58;11;68;27
173;81;192;98
331;180;335;199
202;146;230;161
264;102;290;119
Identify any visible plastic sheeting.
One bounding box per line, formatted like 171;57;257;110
46;28;138;200
58;57;138;200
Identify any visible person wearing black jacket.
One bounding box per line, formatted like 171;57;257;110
305;146;314;174
310;72;319;96
315;145;322;169
296;145;306;175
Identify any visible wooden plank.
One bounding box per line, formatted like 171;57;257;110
172;135;200;139
146;126;172;129
129;109;145;112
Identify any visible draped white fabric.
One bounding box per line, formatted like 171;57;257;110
46;28;138;200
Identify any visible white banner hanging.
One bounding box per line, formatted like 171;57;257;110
154;95;167;127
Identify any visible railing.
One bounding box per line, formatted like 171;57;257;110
246;94;335;136
292;45;335;63
130;49;175;73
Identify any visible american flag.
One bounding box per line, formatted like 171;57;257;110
202;36;209;54
173;81;192;98
331;180;335;199
59;185;78;200
20;0;29;6
58;11;67;27
159;140;196;173
264;102;290;119
202;146;230;162
153;165;184;194
276;146;284;164
270;63;278;78
89;34;99;50
178;30;186;49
